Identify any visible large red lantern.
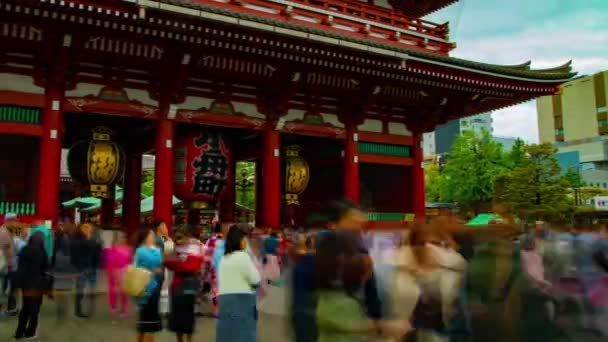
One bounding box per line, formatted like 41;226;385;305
174;131;231;205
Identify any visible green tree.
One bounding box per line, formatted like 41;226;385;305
441;129;507;214
235;161;256;209
495;143;573;222
505;138;528;169
424;163;442;202
564;167;586;188
141;170;154;197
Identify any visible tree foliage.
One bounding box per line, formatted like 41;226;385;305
424;163;442;202
235;161;256;209
494;143;573;222
141;170;154;197
440;129;507;213
564;167;586;188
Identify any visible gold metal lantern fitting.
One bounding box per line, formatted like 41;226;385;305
285;145;310;205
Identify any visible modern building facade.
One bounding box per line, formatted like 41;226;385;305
424;112;493;156
537;70;608;187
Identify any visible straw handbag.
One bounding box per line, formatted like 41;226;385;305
122;265;152;297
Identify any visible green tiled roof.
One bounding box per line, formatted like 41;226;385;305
358;142;411;157
158;0;576;80
0;106;41;124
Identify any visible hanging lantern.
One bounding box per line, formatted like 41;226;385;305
284;145;310;205
67;126;125;198
174;131;231;206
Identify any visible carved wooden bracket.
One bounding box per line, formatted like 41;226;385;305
256;69;303;125
33;29;84;91
149;51;194;104
338;82;379;127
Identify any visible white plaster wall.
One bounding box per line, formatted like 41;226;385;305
358;119;382;133
66;83;157;106
388;122;411;136
285;109;306;121
321;113;343;128
232;101;264;119
179;96;214;111
0;74;44;94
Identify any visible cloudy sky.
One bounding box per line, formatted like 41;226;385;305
427;0;608;143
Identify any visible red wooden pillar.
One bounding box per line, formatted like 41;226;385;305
343;121;360;204
261;127;281;229
122;152;142;236
255;160;263;226
36;81;65;225
411;132;426;222
100;198;115;226
153;102;175;231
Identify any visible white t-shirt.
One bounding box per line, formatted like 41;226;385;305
218;250;261;295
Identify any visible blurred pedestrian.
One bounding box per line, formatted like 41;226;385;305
165;227;204;342
14;232;50;339
70;223;97;318
134;228;164;342
52;224;78;322
0;213;17;315
327;199;383;321
30;219;54;262
216;225;261;342
290;234;317;342
315;231;410;341
263;232;281;283
104;231;132;320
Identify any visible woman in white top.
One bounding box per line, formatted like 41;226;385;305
216;225;261;342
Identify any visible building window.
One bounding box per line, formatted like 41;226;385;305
604;183;607;188
599;119;608;128
555;128;564;135
598;106;607;113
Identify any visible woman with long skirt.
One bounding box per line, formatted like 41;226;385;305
216;225;261;342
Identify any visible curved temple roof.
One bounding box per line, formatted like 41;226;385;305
157;0;576;82
389;0;459;18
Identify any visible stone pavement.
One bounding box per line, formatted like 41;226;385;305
0;299;291;341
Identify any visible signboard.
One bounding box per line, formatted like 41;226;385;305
593;196;608;211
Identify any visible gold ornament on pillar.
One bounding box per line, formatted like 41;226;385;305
67;126;126;198
284;145;310;205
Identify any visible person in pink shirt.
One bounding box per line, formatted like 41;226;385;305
103;232;132;319
521;237;555;320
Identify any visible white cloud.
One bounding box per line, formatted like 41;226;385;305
491;102;538;143
438;4;608;142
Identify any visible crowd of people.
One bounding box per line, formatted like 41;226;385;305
1;202;608;342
